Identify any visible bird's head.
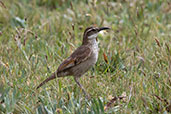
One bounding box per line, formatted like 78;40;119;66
83;26;110;45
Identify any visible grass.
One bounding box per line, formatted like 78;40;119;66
0;0;171;113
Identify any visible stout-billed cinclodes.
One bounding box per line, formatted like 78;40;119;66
37;26;110;99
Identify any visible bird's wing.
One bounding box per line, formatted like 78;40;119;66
57;45;92;72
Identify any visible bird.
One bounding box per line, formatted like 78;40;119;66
36;26;110;98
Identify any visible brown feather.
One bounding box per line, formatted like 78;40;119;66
36;45;92;89
36;71;57;89
57;45;92;73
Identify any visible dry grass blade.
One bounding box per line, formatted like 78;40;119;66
103;52;109;64
0;59;9;69
154;38;161;47
153;94;169;105
0;1;6;8
165;43;170;53
153;94;171;112
104;96;126;111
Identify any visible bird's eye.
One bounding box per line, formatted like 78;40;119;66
92;29;96;32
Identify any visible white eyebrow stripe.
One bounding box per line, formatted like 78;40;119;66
86;28;93;34
85;27;98;35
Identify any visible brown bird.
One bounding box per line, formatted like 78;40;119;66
36;26;110;98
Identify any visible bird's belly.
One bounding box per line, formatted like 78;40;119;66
71;50;98;77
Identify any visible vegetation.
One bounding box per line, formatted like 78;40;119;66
0;0;170;113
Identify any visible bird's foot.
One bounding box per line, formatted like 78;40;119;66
85;93;91;100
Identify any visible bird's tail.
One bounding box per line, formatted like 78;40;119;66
36;72;57;89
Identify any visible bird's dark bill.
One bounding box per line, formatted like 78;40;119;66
98;27;110;31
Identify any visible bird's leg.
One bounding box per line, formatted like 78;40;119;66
74;77;90;99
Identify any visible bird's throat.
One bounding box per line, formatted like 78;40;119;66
89;38;98;46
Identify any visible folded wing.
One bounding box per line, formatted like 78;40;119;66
57;45;92;73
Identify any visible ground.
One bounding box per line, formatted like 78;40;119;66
0;0;171;113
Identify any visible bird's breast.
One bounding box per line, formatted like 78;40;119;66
70;43;99;77
91;43;99;64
